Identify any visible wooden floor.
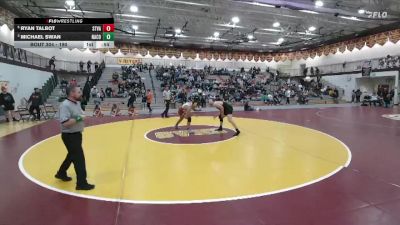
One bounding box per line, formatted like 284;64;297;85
0;121;44;138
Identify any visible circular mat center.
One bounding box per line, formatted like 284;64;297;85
145;125;235;144
19;117;351;204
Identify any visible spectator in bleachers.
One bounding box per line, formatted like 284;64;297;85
99;88;105;101
69;78;77;87
79;61;84;72
93;104;103;117
111;103;121;117
0;86;18;122
90;86;99;98
60;78;68;89
87;60;92;73
28;88;43;121
94;61;99;71
112;72;119;84
105;86;112;98
128;105;138;117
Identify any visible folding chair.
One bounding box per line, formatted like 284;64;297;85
42;104;57;119
15;106;32;121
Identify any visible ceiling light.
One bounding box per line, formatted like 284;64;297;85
231;16;240;24
315;0;323;7
358;9;365;14
308;26;316;31
248;2;275;7
213;31;220;37
272;22;280;27
263;28;281;32
65;0;75;7
247;34;254;40
278;37;284;43
130;5;139;13
262;44;267;47
299;10;319;14
131;25;138;30
175;28;182;34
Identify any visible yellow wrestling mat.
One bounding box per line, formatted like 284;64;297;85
19;117;351;204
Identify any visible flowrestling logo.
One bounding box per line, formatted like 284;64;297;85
145;125;236;144
365;11;388;19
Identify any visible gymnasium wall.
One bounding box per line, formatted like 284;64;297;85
322;73;362;102
280;41;400;73
0;62;53;105
323;71;399;103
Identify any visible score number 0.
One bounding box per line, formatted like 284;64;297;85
102;24;115;41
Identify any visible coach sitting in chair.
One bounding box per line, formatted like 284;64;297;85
28;88;43;121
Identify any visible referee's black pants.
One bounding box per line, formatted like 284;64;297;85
58;132;87;185
162;100;170;117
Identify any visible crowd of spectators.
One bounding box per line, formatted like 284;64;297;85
378;55;400;69
154;65;329;107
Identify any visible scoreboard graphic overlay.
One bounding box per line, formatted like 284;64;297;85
14;18;114;48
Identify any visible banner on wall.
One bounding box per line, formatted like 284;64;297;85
117;58;142;65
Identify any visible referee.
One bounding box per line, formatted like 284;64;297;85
55;86;95;191
161;86;171;118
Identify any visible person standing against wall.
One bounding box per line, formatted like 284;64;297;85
0;86;18;122
28;88;43;121
55;86;95;190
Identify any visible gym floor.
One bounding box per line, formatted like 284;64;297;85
1;106;400;225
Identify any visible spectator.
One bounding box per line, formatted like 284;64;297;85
128;106;138;117
94;61;99;71
351;90;356;103
285;89;291;104
383;88;391;108
59;88;67;102
110;104;121;117
90;86;99;98
0;86;18;122
127;91;136;108
105;86;113;98
99;88;105;101
28;88;43;121
87;60;92;73
49;56;56;70
69;78;77;87
244;101;254;111
355;89;362;103
93;104;103;117
60;78;68;88
146;89;153;113
79;61;84;72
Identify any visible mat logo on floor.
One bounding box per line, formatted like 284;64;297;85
145;125;236;144
382;114;400;121
155;128;227;139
